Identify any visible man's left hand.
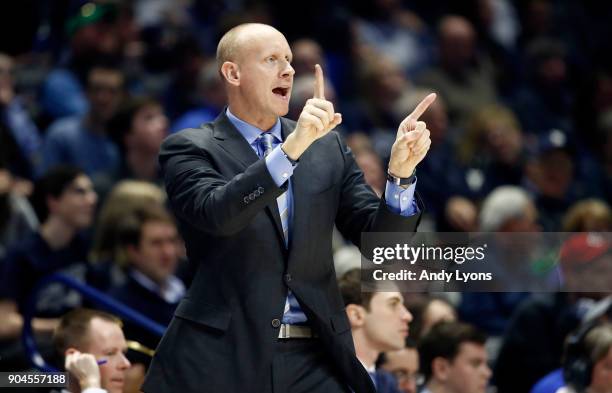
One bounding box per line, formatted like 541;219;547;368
388;93;436;178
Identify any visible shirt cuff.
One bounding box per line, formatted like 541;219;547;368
82;388;107;393
265;144;297;187
385;179;419;216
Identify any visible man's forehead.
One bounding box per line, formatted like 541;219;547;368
235;26;289;54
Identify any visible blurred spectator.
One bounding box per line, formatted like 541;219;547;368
458;105;527;199
525;129;578;231
108;203;184;351
479;185;539;232
410;297;458;341
53;308;131;393
0;168;38;263
562;199;612;232
291;38;325;77
0;166;97;340
108;97;168;184
557;322;612;393
418;321;491;393
356;54;409;140
510;38;573;134
352;0;434;77
161;35;208;120
0;52;42;179
345;133;386;196
41;2;125;120
418;15;497;128
340;268;411;392
90;180;166;265
170;59;225;132
379;338;421;393
496;235;610;393
41;65;125;194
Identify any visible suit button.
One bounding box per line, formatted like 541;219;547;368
249;193;255;200
271;319;281;328
258;186;264;193
284;273;292;283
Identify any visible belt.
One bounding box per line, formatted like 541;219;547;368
278;324;318;339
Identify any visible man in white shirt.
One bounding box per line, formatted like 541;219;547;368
339;268;412;393
53;308;131;393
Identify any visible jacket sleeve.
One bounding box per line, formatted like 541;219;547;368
333;132;423;248
160;132;285;236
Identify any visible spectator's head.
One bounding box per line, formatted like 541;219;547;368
559;233;612;294
479;186;539;232
526;129;574;200
0;53;14;106
563;199;612;232
86;65;125;124
116;204;179;285
420;298;458;338
345;133;386;196
53;308;130;393
67;2;122;60
360;55;408;111
340;269;412;358
380;338;421;393
563;322;612;393
216;23;294;126
394;90;448;146
526;38;567;86
32;166;97;227
91;180;166;263
109;97;168;158
419;321;491;393
438;15;477;72
462;105;524;166
291;38;324;77
197;59;226;111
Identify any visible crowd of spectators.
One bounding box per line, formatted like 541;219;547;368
1;0;612;392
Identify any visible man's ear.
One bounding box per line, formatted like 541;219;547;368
432;357;450;381
220;61;240;86
346;304;366;328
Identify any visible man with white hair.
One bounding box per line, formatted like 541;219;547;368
479;185;540;232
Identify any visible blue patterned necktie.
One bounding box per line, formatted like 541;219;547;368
259;132;290;245
258;132;306;325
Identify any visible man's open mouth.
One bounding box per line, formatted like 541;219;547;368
272;87;290;99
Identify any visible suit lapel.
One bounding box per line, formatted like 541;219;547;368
213;111;287;250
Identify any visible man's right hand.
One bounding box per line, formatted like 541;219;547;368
282;64;342;160
65;351;102;390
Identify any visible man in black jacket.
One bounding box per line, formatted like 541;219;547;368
143;23;435;393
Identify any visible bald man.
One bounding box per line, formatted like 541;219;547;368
143;23;434;393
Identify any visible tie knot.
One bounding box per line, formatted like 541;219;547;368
259;132;276;157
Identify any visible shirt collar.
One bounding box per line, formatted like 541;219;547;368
226;107;282;144
130;269;185;304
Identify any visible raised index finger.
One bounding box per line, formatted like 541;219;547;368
406;93;437;121
313;64;325;100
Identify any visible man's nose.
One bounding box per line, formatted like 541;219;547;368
281;61;295;78
119;353;131;369
401;305;413;323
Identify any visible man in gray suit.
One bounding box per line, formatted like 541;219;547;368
143;23;435;393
